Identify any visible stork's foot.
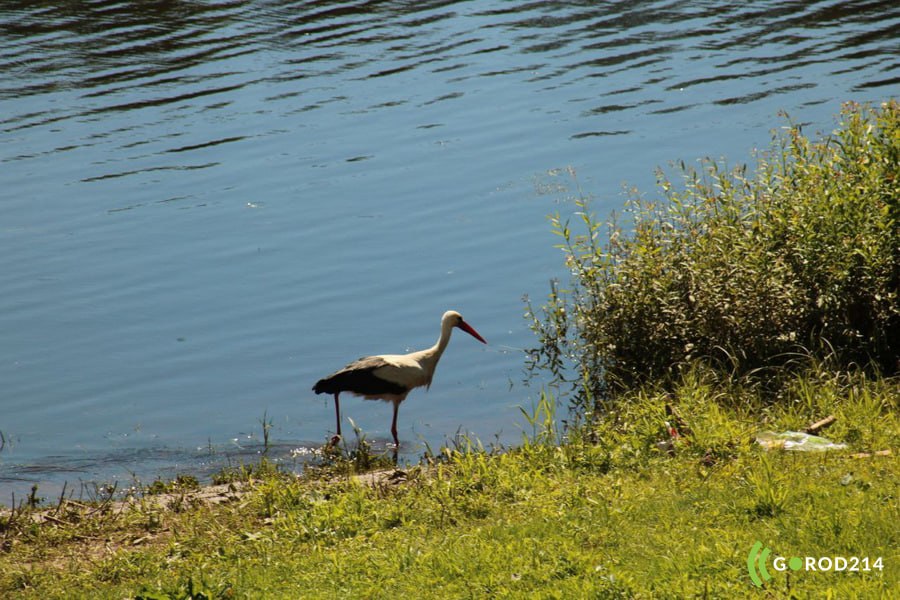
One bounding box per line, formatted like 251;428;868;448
390;442;399;464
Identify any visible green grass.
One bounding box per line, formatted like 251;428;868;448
1;368;896;598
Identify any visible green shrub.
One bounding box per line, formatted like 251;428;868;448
527;101;898;413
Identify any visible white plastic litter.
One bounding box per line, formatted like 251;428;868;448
755;430;847;451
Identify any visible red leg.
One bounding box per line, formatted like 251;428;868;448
330;393;342;445
391;400;400;448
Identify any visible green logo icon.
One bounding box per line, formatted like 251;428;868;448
747;541;773;587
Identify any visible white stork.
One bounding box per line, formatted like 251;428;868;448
313;310;487;448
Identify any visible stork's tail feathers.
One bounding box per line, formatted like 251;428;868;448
312;377;335;395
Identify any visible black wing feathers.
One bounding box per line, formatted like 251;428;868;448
313;356;407;396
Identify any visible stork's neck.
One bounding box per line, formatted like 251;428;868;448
412;318;455;374
434;319;455;357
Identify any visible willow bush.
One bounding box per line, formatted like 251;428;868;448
527;101;898;414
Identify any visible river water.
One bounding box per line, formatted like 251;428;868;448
1;0;897;502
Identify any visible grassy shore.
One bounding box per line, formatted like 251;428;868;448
1;367;897;598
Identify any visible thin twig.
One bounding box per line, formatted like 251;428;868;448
805;415;836;434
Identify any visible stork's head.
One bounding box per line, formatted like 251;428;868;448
442;310;487;344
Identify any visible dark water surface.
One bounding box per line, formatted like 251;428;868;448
1;0;897;502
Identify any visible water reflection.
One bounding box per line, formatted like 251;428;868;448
16;0;883;167
3;1;896;108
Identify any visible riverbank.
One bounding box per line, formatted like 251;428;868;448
1;367;896;598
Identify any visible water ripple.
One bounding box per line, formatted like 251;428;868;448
0;0;895;181
2;1;895;125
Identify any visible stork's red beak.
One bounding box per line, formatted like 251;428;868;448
458;320;487;344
